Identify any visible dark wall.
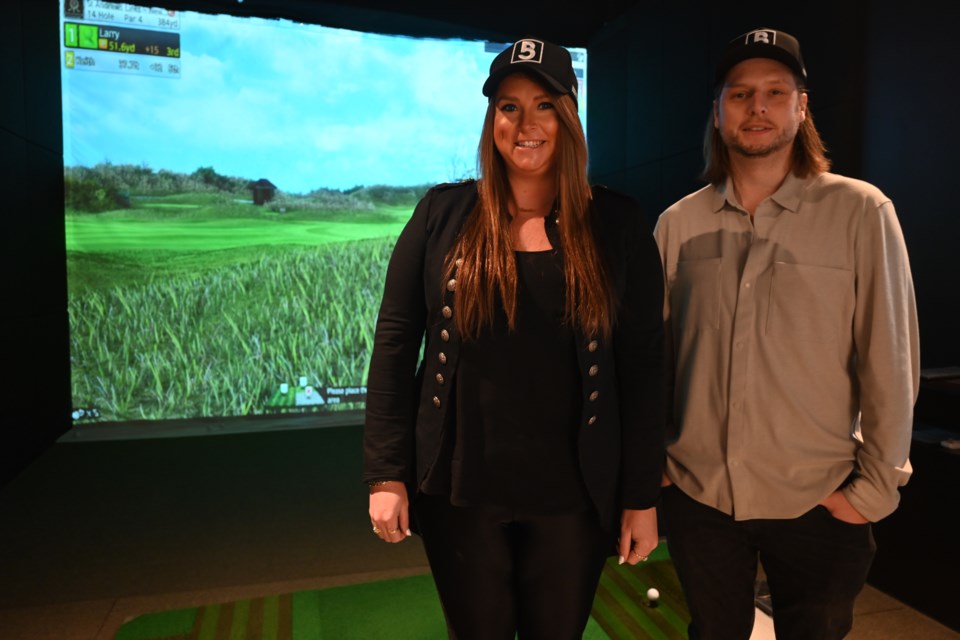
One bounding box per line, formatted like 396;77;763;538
861;2;959;369
1;1;71;488
860;3;960;629
586;6;710;231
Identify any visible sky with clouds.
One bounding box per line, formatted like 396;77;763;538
61;10;587;194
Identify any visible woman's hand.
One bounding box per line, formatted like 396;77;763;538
618;507;659;565
368;481;412;543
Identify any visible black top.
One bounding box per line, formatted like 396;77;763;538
450;249;589;513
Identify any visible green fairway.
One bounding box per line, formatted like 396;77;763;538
66;192;415;423
66;200;412;258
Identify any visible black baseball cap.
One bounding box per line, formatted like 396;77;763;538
715;28;807;88
482;38;579;105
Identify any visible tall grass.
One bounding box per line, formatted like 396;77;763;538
69;238;395;422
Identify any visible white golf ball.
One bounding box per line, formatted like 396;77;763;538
647;587;660;602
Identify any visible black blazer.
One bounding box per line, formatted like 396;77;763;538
363;180;665;532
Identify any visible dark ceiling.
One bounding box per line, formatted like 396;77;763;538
121;0;644;47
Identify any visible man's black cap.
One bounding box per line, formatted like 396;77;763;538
715;28;807;88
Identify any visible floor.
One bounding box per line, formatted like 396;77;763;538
0;424;957;640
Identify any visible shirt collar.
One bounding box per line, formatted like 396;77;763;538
712;171;811;215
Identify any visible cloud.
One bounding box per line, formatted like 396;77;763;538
62;12;542;191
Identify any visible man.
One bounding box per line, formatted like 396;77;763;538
654;27;919;640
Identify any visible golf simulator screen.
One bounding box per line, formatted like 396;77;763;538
58;0;588;431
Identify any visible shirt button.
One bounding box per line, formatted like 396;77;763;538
589;390;599;401
438;352;447;364
588;365;599;377
588;415;597;425
432;396;441;408
446;278;456;292
588;340;599;352
440;329;450;342
442;306;453;319
744;282;752;289
435;373;444;385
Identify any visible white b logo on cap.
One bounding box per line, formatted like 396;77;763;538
511;39;544;64
745;29;777;45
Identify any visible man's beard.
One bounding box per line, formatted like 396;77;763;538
723;127;795;158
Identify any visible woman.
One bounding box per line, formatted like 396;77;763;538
363;38;665;639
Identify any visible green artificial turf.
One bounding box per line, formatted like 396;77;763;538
115;549;688;640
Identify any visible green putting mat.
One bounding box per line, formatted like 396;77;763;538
114;548;688;639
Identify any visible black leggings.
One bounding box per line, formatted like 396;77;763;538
414;494;612;640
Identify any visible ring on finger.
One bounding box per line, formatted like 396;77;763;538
372;526;381;534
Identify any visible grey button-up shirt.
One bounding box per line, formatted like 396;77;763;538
654;171;919;522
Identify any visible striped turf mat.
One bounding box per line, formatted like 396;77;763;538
590;546;689;639
114;547;688;640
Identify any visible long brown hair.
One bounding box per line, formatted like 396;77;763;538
446;74;613;341
701;83;831;185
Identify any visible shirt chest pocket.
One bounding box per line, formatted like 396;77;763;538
766;262;854;344
670;258;721;333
